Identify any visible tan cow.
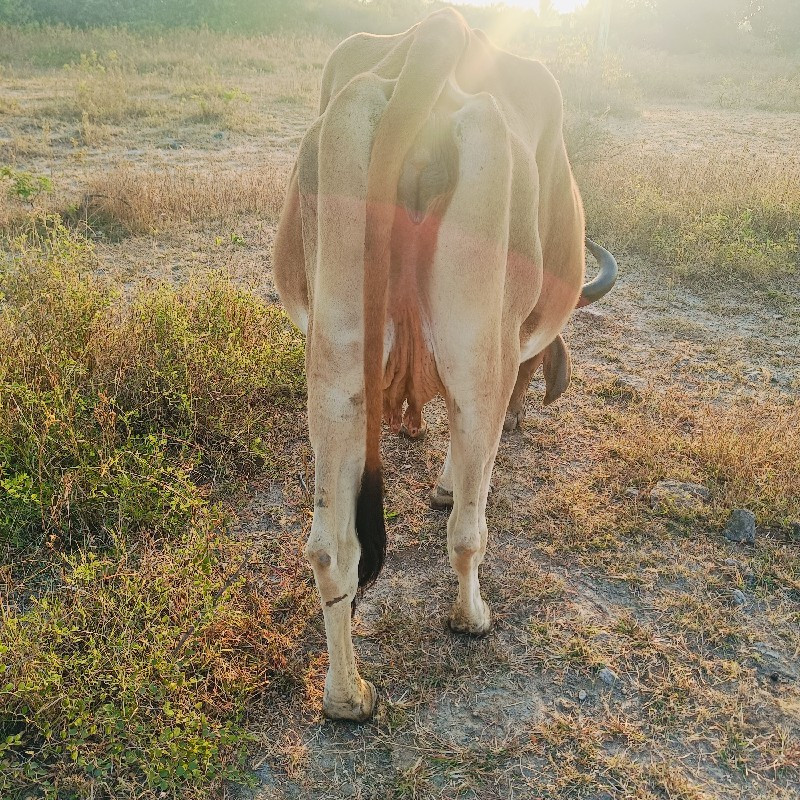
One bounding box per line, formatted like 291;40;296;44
273;8;617;721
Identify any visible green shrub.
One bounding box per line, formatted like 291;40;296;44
0;216;305;548
0;216;314;797
0;522;316;799
1;166;53;204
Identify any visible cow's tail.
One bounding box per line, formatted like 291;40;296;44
355;9;469;590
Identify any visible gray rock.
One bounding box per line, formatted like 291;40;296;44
753;642;799;681
731;589;747;606
578;689;588;701
598;667;618;686
649;480;710;511
624;486;640;499
724;509;756;544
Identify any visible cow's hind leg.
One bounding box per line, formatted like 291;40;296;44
305;436;377;721
442;383;514;635
304;72;391;721
426;93;516;634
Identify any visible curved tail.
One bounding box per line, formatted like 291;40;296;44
356;9;470;590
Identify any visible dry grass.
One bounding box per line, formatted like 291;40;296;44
518;381;800;560
73;163;288;236
621;47;800;112
579;147;800;285
1;27;327;131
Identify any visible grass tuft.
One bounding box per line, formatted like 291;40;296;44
70;164;288;237
579;148;800;285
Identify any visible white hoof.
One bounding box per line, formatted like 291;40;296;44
322;678;377;722
448;600;492;637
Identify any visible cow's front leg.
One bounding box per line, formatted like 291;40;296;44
430;441;454;509
503;355;541;431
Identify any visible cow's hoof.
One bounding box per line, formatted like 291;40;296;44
400;420;428;440
429;485;454;510
448;601;492;637
503;409;524;431
322;678;377;722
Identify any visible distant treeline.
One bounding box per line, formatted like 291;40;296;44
0;0;797;53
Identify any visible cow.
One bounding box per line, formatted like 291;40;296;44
272;8;617;721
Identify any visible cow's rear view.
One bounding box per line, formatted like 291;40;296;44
273;8;617;721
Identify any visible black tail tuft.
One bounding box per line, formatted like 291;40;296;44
355;466;387;590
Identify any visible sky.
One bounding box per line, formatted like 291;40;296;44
450;0;588;12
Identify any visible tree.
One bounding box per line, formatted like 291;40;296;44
584;0;751;53
749;0;800;52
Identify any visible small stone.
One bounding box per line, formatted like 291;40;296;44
213;131;225;139
624;487;640;499
753;641;799;681
649;480;710;512
731;589;747;606
724;509;756;545
724;558;743;568
598;667;618;686
578;690;588;701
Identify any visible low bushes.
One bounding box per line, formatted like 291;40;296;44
0;216;304;548
0;216;313;798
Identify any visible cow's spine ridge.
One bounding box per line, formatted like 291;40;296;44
355;8;469;590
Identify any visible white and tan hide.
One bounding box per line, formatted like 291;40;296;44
272;8;617;721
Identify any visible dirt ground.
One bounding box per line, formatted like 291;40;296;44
2;33;799;800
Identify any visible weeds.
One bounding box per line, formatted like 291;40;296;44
0;521;316;799
579;148;800;285
0;216;312;796
0;217;304;548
